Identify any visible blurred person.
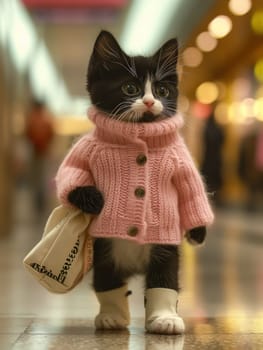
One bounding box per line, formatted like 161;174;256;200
238;122;263;211
201;110;225;206
25;99;54;214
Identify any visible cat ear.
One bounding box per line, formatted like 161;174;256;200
92;30;124;62
153;38;178;78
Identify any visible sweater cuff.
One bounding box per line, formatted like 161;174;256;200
180;195;214;231
55;167;94;206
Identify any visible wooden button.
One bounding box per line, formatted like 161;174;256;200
136;154;147;165
127;226;139;237
135;187;145;198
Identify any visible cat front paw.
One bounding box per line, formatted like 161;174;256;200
145;288;185;335
186;226;206;245
146;315;185;335
95;313;129;330
68;186;104;214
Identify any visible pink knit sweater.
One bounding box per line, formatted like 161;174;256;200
55;106;214;244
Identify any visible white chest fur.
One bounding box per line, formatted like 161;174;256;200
111;239;152;273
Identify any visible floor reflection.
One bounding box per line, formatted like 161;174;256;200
9;317;263;349
0;189;263;348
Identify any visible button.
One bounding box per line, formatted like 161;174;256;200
127;226;139;237
135;187;145;198
136;154;147;165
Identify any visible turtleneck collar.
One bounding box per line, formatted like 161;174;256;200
88;106;184;148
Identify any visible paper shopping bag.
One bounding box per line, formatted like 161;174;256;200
23;205;93;293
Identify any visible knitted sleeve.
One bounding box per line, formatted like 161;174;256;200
55;135;95;206
172;135;214;231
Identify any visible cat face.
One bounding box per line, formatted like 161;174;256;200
87;31;178;122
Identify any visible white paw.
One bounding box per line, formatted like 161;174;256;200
146;315;185;335
95;313;129;330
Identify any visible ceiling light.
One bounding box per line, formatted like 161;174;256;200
228;0;251;16
196;31;217;52
29;42;70;114
208;15;232;39
6;0;37;72
120;0;180;55
0;1;8;45
196;82;219;104
183;47;203;67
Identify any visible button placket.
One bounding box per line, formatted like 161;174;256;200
135;152;147;199
128;150;147;239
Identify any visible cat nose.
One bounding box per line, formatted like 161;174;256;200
143;98;154;108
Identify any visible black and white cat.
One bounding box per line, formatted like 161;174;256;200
68;31;207;334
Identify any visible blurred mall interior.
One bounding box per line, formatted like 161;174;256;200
0;0;263;349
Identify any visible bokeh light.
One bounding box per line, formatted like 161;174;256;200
196;82;219;104
251;11;263;35
256;86;263;98
183;47;203;67
254;59;263;83
228;0;251;16
240;98;256;119
227;99;260;124
196;31;217;52
228;102;241;123
255;97;263;121
208;15;233;39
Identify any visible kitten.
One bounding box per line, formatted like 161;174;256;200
87;31;178;123
63;31;210;334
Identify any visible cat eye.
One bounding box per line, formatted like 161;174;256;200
122;83;141;96
156;85;170;98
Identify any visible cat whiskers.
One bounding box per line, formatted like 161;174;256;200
112;59;138;78
97;36;137;77
119;110;134;122
130;57;137;77
99;39;120;60
163;106;177;117
117;109;133;122
110;98;143;123
110;101;132;119
129;110;141;123
120;55;137;78
156;51;178;81
165;101;177;109
117;109;141;123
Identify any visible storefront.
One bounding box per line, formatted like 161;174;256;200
180;0;263;209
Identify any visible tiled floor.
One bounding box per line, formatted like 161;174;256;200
3;317;263;349
1;189;263;349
